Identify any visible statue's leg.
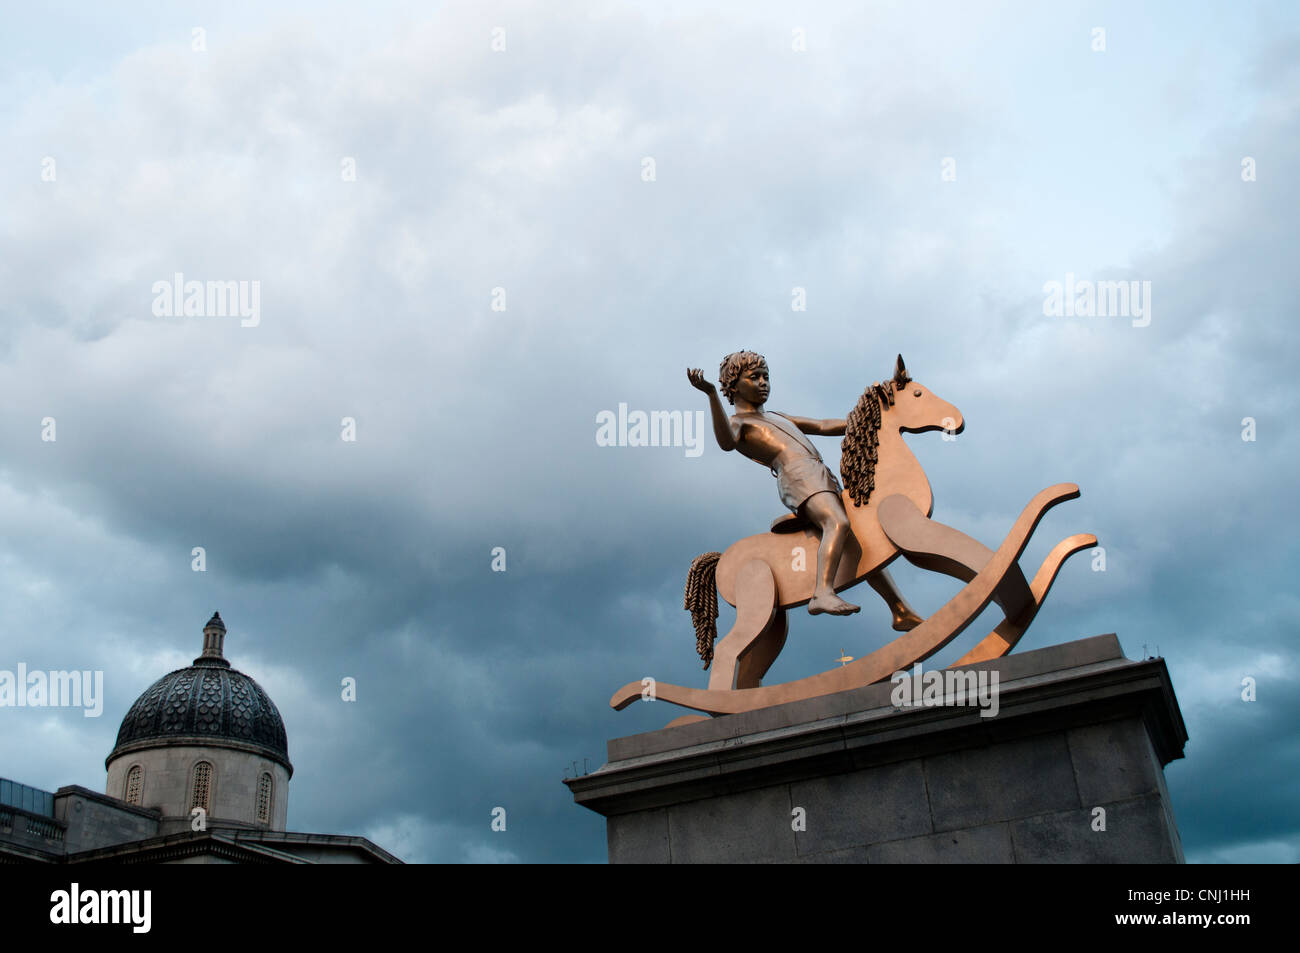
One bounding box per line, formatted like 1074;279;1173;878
708;560;781;692
866;567;923;631
803;492;860;616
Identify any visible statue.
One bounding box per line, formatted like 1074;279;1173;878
611;353;1097;723
688;350;923;625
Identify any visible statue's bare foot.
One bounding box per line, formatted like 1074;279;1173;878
892;608;924;631
808;591;860;615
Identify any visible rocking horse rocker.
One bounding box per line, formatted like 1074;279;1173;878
610;352;1097;722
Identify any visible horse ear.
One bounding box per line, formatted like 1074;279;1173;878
894;354;908;383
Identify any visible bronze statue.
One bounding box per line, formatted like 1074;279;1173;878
612;354;1097;722
687;351;922;625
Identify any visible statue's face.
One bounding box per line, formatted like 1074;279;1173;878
734;363;769;405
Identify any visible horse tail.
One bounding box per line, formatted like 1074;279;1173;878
685;551;723;669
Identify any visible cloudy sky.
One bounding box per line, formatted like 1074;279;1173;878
1;0;1296;863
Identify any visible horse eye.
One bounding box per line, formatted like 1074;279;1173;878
913;388;922;397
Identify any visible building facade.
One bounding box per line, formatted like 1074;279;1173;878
0;613;399;864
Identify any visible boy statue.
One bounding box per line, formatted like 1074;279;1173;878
688;350;922;626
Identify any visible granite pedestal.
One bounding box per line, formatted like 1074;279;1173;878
567;634;1187;863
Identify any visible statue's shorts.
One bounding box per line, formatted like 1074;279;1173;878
774;454;843;514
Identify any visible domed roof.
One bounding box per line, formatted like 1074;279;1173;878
107;613;292;774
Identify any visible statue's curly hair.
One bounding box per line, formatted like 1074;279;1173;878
718;350;767;405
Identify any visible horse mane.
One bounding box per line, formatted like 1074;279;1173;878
841;364;911;507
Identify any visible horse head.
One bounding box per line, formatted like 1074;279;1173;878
885;355;964;436
840;355;964;511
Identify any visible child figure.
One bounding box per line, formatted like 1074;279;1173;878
689;350;922;626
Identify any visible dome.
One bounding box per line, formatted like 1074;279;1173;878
107;612;292;774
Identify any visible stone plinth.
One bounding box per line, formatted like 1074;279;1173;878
567;635;1187;863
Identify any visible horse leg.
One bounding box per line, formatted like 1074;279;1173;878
876;494;1033;619
735;609;788;689
708;559;780;692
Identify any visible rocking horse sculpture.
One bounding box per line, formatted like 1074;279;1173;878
610;352;1097;722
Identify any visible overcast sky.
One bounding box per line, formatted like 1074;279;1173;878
1;0;1296;863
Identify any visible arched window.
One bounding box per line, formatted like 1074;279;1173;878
256;772;273;824
190;761;213;813
124;765;143;805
